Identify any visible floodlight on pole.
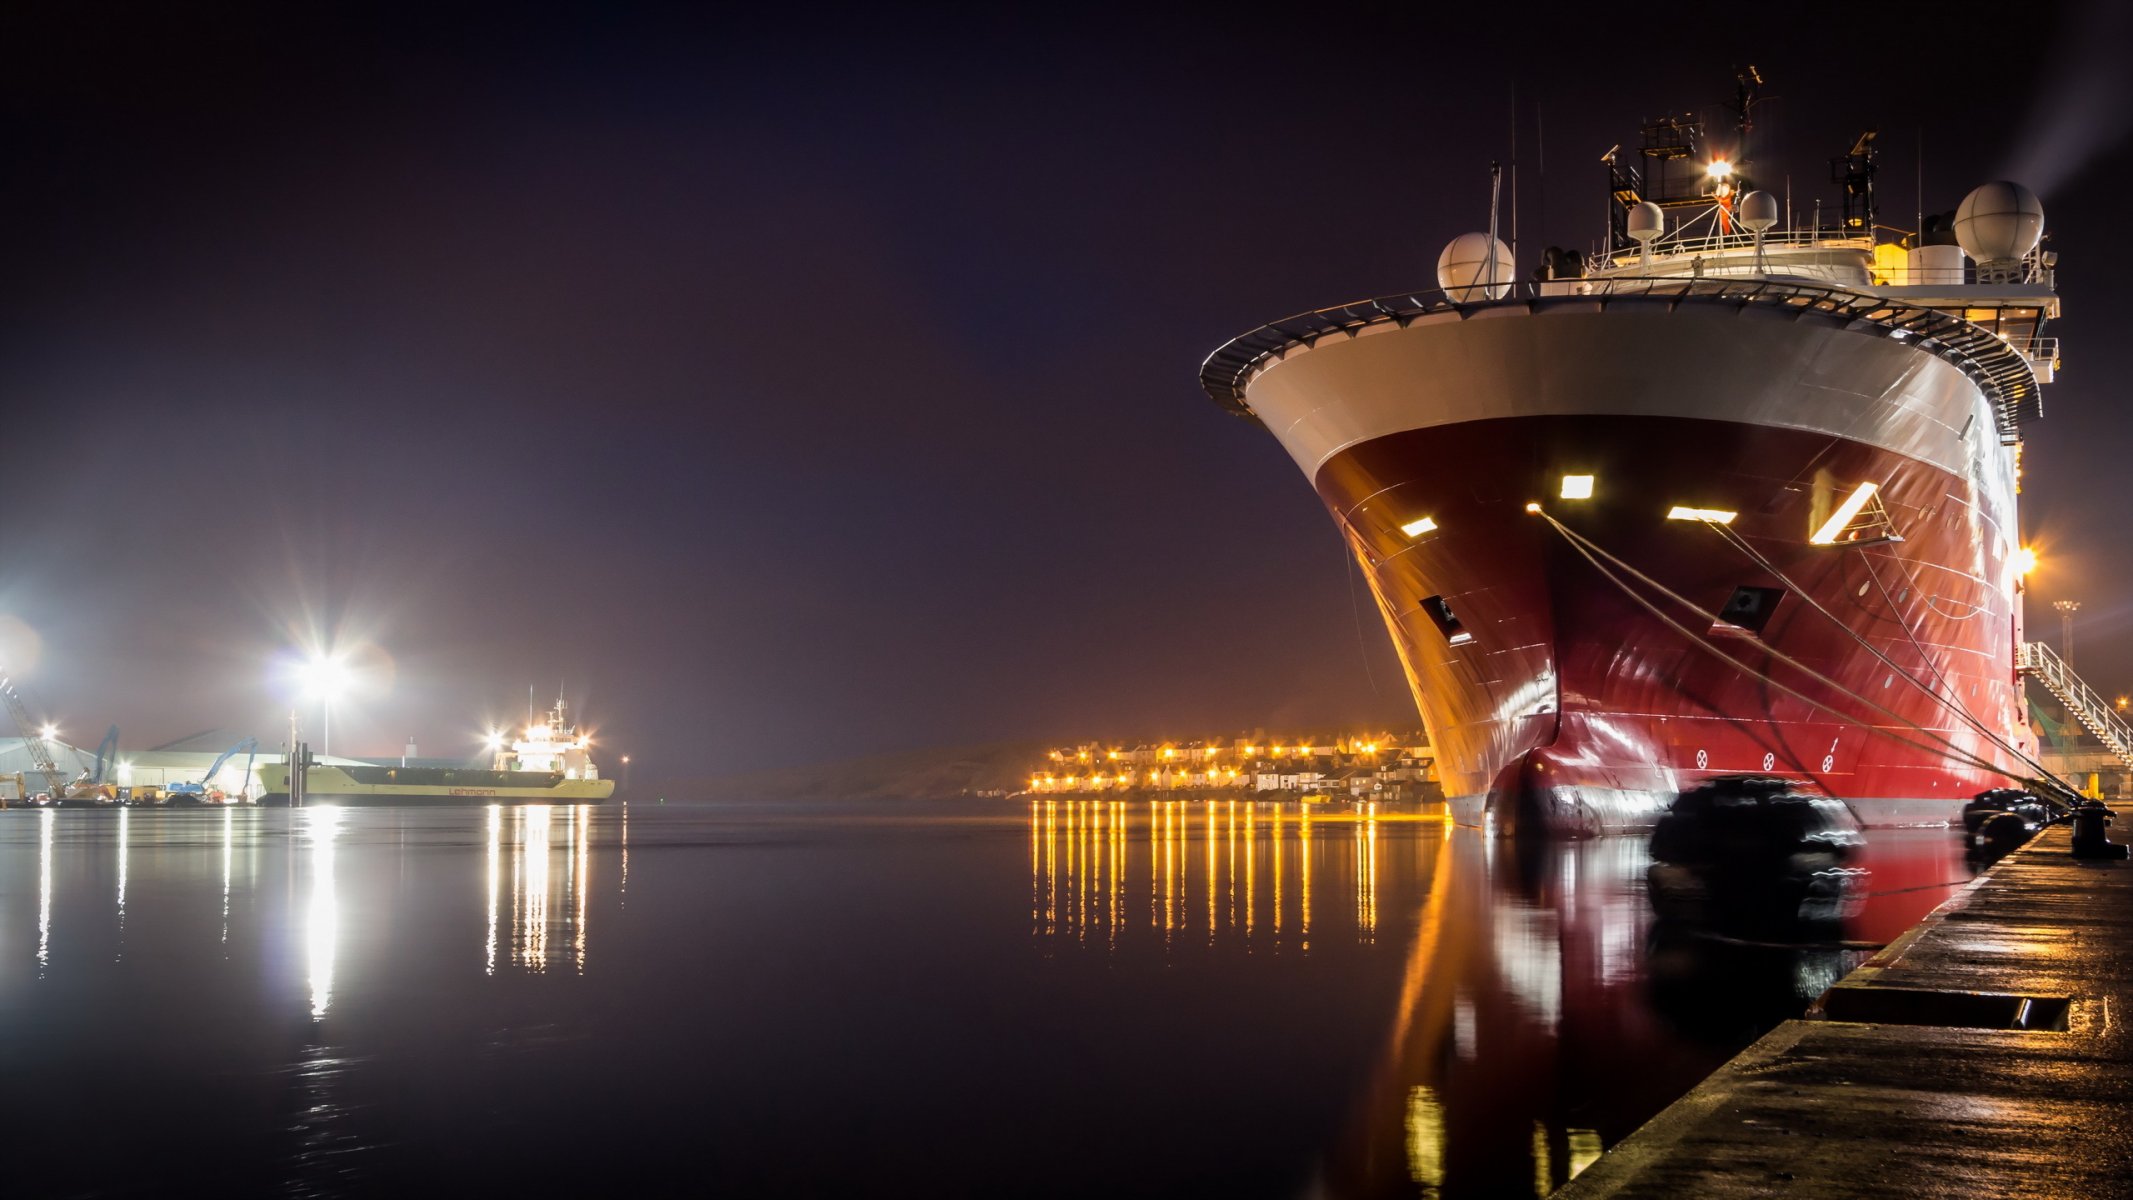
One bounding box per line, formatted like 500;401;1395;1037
299;654;350;757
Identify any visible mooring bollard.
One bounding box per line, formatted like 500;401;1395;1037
2071;800;2130;861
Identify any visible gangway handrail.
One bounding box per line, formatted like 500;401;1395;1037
2019;641;2133;769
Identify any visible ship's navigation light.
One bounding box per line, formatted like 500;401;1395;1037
1666;506;1738;525
1400;516;1439;538
484;729;505;750
2013;546;2038;578
1560;475;1595;500
38;723;56;742
1809;482;1881;545
1524;502;1542;514
1707;160;1733;179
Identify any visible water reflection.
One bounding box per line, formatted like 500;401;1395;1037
37;807;53;974
1030;799;1394;953
498;804;595;974
222;805;234;947
115;806;129;959
1030;804;1978;1196
307;806;341;1020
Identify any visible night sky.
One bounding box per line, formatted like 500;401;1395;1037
3;4;2129;779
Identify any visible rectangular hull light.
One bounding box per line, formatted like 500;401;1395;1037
1666;506;1738;524
1810;482;1880;545
1560;474;1595;499
1400;516;1438;538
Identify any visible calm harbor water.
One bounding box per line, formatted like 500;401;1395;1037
0;800;1973;1197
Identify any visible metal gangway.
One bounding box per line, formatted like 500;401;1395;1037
2019;641;2133;769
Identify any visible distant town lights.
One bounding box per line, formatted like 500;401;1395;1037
1400;516;1438;538
1560;474;1595;500
1666;506;1738;525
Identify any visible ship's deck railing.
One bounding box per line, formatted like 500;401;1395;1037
1200;275;2049;445
1599;234;2055;287
1603;230;1874;264
2019;641;2133;769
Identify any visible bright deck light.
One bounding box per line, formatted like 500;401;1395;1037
1666;506;1738;524
39;723;56;741
1707;160;1732;179
1400;516;1438;538
1809;482;1879;545
1560;474;1595;500
2012;546;2038;578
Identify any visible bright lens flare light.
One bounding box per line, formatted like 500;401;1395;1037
38;723;56;742
1707;160;1733;179
1400;516;1438;538
298;655;351;701
1809;482;1879;545
1666;506;1738;525
1559;474;1595;500
2012;546;2038;578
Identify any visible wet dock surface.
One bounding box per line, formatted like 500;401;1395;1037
1560;822;2133;1198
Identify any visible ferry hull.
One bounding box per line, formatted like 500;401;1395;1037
257;764;614;807
1233;298;2031;836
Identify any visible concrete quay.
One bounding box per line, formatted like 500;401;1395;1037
1561;822;2133;1198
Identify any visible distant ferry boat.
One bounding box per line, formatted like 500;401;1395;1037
260;696;614;806
1201;73;2061;836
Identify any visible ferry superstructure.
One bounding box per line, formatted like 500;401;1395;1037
1202;87;2062;835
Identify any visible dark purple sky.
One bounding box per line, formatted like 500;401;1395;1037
3;4;2128;777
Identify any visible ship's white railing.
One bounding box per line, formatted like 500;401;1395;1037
2006;335;2058;362
1597;238;2054;286
2019;640;2133;769
1602;230;1873;265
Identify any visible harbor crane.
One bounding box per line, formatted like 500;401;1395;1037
0;671;67;801
62;725;121;803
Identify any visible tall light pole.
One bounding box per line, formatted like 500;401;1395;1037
298;654;350;758
2055;599;2081;670
621;755;631;792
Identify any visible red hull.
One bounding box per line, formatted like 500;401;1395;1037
1315;415;2029;835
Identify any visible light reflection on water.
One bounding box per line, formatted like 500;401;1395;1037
1031;798;1401;954
308;806;340;1020
0;800;1975;1197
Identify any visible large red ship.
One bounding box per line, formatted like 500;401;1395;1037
1203;90;2064;836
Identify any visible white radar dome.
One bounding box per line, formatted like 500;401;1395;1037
1437;233;1514;302
1954;181;2044;263
1626;201;1664;242
1739;190;1778;233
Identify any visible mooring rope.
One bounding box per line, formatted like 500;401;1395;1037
1531;505;2025;787
1706;522;2073;798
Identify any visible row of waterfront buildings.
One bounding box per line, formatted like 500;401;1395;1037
1026;734;1440;801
